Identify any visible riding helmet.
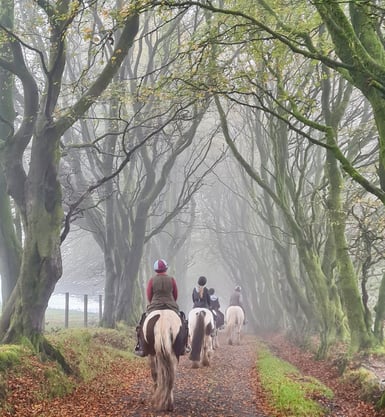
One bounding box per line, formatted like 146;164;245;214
153;259;168;273
208;288;215;295
198;276;207;286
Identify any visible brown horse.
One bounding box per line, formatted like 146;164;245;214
142;309;184;411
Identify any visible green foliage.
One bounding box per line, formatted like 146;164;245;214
0;345;23;371
47;327;133;381
257;344;333;416
42;367;74;399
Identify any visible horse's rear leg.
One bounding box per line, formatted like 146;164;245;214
227;326;233;345
202;351;210;367
191;360;200;368
149;356;158;392
201;337;213;367
236;325;242;345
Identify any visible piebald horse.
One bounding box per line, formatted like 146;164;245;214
188;307;215;368
142;309;185;411
225;305;244;345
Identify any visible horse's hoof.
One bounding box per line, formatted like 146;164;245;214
191;361;200;369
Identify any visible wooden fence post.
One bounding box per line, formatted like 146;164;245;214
84;294;88;328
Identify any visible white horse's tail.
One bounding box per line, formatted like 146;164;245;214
144;310;181;411
190;310;206;362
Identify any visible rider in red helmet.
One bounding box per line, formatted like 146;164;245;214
134;259;189;356
146;259;179;313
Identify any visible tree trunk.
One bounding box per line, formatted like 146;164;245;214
0;0;20;305
325;128;373;351
0;127;62;344
374;273;385;342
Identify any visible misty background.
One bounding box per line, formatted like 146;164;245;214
3;0;385;358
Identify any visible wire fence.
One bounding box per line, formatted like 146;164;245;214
45;293;103;330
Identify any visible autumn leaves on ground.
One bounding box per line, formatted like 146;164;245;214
2;327;385;417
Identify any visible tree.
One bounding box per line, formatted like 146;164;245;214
61;9;223;326
0;0;139;350
158;0;385;353
0;0;20;305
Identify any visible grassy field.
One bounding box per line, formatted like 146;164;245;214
44;308;100;331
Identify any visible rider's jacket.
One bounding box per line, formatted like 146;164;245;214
192;286;211;309
146;273;179;313
229;290;243;307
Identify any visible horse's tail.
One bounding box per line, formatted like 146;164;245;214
190;310;206;362
150;312;180;410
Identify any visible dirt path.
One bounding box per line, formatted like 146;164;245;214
128;331;270;417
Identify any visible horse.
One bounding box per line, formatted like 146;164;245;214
225;305;244;345
142;309;185;411
188;307;215;368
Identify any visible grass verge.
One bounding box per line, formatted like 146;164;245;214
0;325;137;415
257;343;334;417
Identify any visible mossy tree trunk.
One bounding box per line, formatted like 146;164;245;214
374;273;385;342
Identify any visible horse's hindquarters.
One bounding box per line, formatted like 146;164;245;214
188;308;214;367
143;310;181;411
225;306;244;345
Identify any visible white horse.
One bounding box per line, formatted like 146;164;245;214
188;307;215;368
225;305;244;345
142;309;184;411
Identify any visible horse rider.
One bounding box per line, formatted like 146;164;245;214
208;287;225;329
229;285;247;325
134;259;189;357
192;276;211;309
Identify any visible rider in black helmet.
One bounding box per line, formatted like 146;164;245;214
208;287;225;329
192;276;211;309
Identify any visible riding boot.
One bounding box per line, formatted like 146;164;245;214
134;326;145;357
134;313;146;357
